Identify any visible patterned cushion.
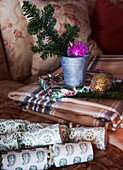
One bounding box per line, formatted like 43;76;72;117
20;0;102;76
0;0;33;82
0;31;11;80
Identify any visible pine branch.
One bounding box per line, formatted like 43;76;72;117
22;1;80;60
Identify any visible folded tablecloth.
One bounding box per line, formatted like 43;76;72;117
8;79;123;131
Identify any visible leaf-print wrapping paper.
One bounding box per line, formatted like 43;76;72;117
20;124;63;148
53;142;93;167
69;127;107;150
1;147;50;170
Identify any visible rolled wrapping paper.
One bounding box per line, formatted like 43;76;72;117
26;122;68;143
1;148;50;170
0;119;26;135
20;124;63;148
26;122;52;131
1;142;93;170
0;122;68;152
53;142;93;167
0;132;21;152
69;127;107;150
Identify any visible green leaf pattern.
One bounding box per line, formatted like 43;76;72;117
69;127;106;150
21;124;63;148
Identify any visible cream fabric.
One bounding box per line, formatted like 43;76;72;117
0;0;33;81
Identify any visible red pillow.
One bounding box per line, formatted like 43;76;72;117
91;0;123;54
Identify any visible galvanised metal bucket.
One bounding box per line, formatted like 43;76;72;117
60;55;89;88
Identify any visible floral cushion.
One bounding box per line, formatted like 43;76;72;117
20;0;102;76
0;0;33;82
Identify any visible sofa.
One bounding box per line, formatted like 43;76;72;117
0;0;123;169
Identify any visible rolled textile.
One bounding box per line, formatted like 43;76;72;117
26;122;51;131
8;67;123;151
53;142;93;167
68;127;107;150
1;147;50;170
0;132;21;152
0;119;26;135
0;121;67;152
1;142;93;170
25;122;68;142
20;124;63;148
0;119;51;135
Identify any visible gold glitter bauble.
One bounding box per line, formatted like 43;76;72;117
90;73;112;94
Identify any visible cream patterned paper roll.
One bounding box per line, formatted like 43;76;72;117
53;142;93;167
26;123;68;143
69;127;107;150
26;122;51;131
0;119;26;135
0;132;21;152
1;147;50;170
21;124;63;148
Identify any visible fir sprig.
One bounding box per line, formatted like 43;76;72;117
22;1;80;60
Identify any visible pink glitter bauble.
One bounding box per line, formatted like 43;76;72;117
67;41;89;57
